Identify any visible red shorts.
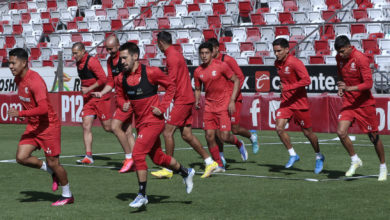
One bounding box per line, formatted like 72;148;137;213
132;122;172;170
230;101;242;125
113;107;133;124
276;107;312;129
81;98;111;121
204;111;231;131
19;123;61;157
167;103;193;127
338;105;378;133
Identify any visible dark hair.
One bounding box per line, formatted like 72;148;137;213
198;42;214;53
157;31;172;45
272;38;289;48
72;42;85;51
9;48;28;61
334;35;351;51
119;42;140;57
207;38;219;47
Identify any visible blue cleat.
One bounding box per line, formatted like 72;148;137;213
219;152;227;167
314;154;325;174
251;133;259;154
285;155;300;168
238;140;248;161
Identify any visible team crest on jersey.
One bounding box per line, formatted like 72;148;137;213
300;120;305;126
367;125;372;131
231;117;235;122
221;125;226;129
200;74;204;78
101;114;106;119
138;134;143;139
212;71;216;76
284;66;290;74
277;111;281;116
25;87;28;94
45;148;52;155
350;62;357;71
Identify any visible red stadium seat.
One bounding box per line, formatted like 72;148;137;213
95;9;107;17
133;18;145;28
255;51;270;58
68;0;78;7
250;13;266;25
353;9;369;21
111;19;122;30
176;38;189;44
351;24;366;36
246;27;261;42
43;23;55;34
319;24;335;40
219;36;232;43
124;0;135;7
96;46;107;55
47;1;57;11
356;0;373;9
283;0;298;12
164;5;176;17
188;4;200;14
248;56;264;64
315;40;331;55
239;1;252;17
42;60;54;67
369;32;384;39
140;6;152;18
21;13;31;24
118;8;129;19
144;44;156;55
102;0;113;9
67;21;77;31
30;48;41;60
71;33;83;42
240;42;254;52
0;49;7;58
326;0;341;10
158;17;170;29
289;41;298;55
203;29;217;41
362;39;380;55
74;16;84;22
18;1;28;10
207;15;221;29
12;24;23;35
212;2;226;15
38;42;47;48
41;12;51;20
310;56;325;64
275;26;289;36
278;12;294;24
322;10;339;22
219;42;226;52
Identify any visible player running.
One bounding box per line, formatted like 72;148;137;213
115;42;195;208
7;48;74;206
72;42;112;164
334;35;387;181
272;38;325;174
194;42;241;172
91;35;135;173
151;31;218;179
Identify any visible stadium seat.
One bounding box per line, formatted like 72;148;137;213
367;8;385;21
379;39;390;54
326;0;342;10
42;23;54;34
212;2;226;15
338;10;355;22
195;16;208;29
351;23;367;36
240;42;254;52
250;13;266;26
322;10;339;22
248;56;264;64
264;13;279;24
310;55;325;64
261;27;275;42
292;11;309;23
30;47;41;60
246;27;261;43
308;11;324;23
111;19;123;31
363;39;380;55
315;40;331;55
12;24;23;35
236;57;248;65
203;29;217;41
232;27;247;42
221;15;235;26
311;0;328;11
353;9;369;21
325;55;337;64
366;23;383;34
207;15;221;29
369;32;384;39
320;24;335;40
279;12;294;24
283;0;298;12
269;0;284;13
133;18;146;29
264;57;276;65
226;2;239;15
5;36;15;48
47;0;57;11
255;42;269;51
11;13;22;25
40;47;52;60
163;5;175;17
102;0;113;9
188;4;201;15
356;0;373;9
275;26;290;37
335;24;351;38
238;1;252;17
107;8;118;20
299;41;315;51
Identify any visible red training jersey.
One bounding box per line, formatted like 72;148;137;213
115;64;175;128
194;59;234;113
164;46;195;104
275;54;311;109
336;46;375;108
215;53;244;102
77;53;108;100
15;69;60;130
107;51;127;108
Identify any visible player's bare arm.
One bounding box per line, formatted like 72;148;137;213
195;87;201;109
82;82;100;95
91;85;113;98
8;108;19;117
228;74;240;115
123;102;131;112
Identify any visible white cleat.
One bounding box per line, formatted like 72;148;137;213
183;168;195;194
378;166;387;181
345;158;363;177
129;194;148;208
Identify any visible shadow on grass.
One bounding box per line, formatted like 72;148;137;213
116;193;192;213
105;161;122;169
257;163;306;175
321;169;347;179
19;191;58;203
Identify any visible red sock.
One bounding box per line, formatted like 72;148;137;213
209;145;223;167
86;152;92;157
233;136;241;149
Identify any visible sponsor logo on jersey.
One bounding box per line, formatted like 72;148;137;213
212;71;216;77
25;87;28;94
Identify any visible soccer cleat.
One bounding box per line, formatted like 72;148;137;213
151;168;173;179
51;196;74;206
129;194;148;208
76;156;94;165
285;155;300;168
345;158;363;177
219;153;227;167
119;158;134;173
52;174;59;192
183;168;195;194
201;161;218;178
378;166;387;181
314;154;325;174
213;166;226;173
238;140;248;161
251;133;259;154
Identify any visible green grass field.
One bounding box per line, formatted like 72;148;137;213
1;124;390;220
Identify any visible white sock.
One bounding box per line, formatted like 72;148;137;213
288;148;296;156
163;168;172;173
204;157;213;166
380;163;387;169
125;153;132;159
250;134;257;143
61;183;72;198
40;161;53;175
351;154;359;162
315;152;322;160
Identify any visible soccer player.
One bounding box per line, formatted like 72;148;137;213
115;42;195;208
91;35;135;173
207;38;259;160
334;35;387;181
194;42;241;172
272;38;325;174
151;31;218;179
7;48;73;206
72;42;112;164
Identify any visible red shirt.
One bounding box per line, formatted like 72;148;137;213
15;69;59;130
194;59;234;113
115;64;175;128
215;53;244;102
336;47;375;108
165;45;195;104
275;54;311;109
77;53;108;100
107;52;126;107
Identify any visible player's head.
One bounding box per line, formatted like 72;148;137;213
272;38;290;61
207;38;220;58
72;42;86;62
198;42;214;65
8;48;28;76
157;31;172;52
105;35;120;58
335;35;352;59
119;42;140;72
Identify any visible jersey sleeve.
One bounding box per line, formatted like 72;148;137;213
88;57;107;86
356;55;373;91
148;67;175;113
19;99;48;117
106;58;115;88
225;56;245;87
114;73;127;108
283;61;311;91
194;68;201;89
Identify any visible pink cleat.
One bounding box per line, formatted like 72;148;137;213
119;158;134;173
52;174;59;192
51;196;74;206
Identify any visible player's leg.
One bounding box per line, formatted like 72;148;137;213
205;129;224;172
16;144;42;168
302;127;325;174
77;116;95;164
337;120;362;176
101;119;112;132
368;132;387;181
181;125;217;178
111;118;134;173
46;156;74;206
220;130;248;161
215;133;226;166
276;118;300;168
